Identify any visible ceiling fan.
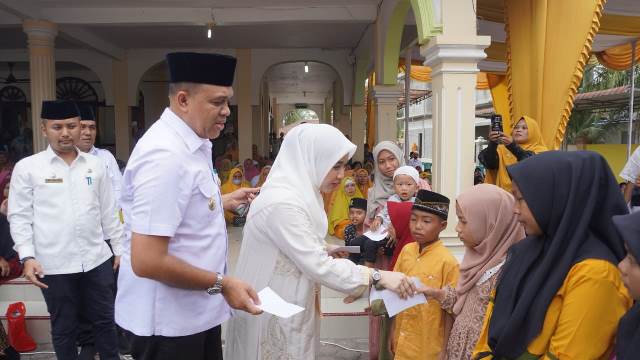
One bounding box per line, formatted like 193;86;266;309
2;62;30;84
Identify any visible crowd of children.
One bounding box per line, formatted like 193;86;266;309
324;144;640;360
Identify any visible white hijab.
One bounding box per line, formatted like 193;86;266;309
367;141;405;218
248;124;356;238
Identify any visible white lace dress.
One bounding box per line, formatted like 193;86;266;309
224;203;370;360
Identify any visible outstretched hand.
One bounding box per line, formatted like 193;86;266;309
222;275;263;315
222;187;260;212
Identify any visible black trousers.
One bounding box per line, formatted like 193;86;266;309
128;326;222;360
77;248;122;349
40;259;119;360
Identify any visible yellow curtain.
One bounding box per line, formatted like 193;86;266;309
505;0;606;150
366;72;376;147
398;62;490;89
487;74;512;130
595;41;640;71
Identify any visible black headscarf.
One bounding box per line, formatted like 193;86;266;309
613;211;640;360
486;151;628;358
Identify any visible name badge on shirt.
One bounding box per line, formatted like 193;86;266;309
45;178;63;184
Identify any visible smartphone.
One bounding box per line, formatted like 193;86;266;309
491;114;504;133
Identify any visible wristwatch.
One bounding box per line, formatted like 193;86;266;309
371;268;382;286
20;256;35;265
206;273;224;295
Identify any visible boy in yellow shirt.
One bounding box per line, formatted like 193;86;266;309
391;190;459;360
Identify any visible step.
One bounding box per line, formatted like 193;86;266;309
0;278;46;302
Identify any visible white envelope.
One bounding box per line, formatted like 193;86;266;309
257;287;305;318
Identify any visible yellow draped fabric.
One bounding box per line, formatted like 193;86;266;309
484;116;548;193
327;176;363;238
477;0;640;36
398;62;490;89
473;259;631;359
486;74;512;130
505;0;606;150
596;42;640;71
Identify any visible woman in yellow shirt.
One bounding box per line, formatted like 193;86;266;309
473;151;632;360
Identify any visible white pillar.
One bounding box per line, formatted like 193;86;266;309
113;58;130;161
23;19;58;153
351;105;366;161
236;49;252;162
372;85;402;143
421;2;490;251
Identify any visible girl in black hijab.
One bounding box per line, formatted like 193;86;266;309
613;211;640;360
473;151;632;359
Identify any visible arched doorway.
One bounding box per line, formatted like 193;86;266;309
0;85;29;159
262;61;345;158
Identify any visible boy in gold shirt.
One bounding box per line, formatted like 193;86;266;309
391;190;459;360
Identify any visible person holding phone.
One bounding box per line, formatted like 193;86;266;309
478;115;548;192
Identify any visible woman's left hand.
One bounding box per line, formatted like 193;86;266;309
500;133;513;146
222;187;260;211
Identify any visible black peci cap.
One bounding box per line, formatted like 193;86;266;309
166;52;237;86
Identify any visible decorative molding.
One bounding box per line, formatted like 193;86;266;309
372;85;402;105
421;41;491;77
478;60;507;73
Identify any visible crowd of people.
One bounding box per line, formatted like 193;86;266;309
0;50;639;360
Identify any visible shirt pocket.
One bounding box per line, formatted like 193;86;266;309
417;271;443;289
196;176;221;216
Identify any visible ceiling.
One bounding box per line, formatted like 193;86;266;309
266;62;338;105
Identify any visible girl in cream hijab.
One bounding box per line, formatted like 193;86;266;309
224;124;415;360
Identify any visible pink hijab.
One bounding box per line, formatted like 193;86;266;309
453;183;525;315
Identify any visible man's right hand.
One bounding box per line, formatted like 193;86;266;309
0;257;10;277
23;259;48;289
221;275;263;315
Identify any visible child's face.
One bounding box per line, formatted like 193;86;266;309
512;181;542;236
394;175;418;201
409;210;447;246
619;244;640;300
349;208;366;226
344;182;357;197
455;201;477;248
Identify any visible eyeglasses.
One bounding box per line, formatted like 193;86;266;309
513;125;528;131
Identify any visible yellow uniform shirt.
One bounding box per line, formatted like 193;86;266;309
393;240;460;360
473;259;631;360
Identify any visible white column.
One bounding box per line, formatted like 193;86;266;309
236;49;253;162
351;105;366;161
372;85;402;143
113;58;130;160
23;19;58;153
421;28;490;252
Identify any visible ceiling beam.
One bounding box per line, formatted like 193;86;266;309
0;0;126;60
30;5;378;26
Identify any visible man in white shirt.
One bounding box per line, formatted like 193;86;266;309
115;52;261;360
77;104;123;208
8;100;123;360
75;103;126;359
621;146;640;212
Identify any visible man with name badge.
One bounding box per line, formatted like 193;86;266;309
8;100;123;360
115;52;262;360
